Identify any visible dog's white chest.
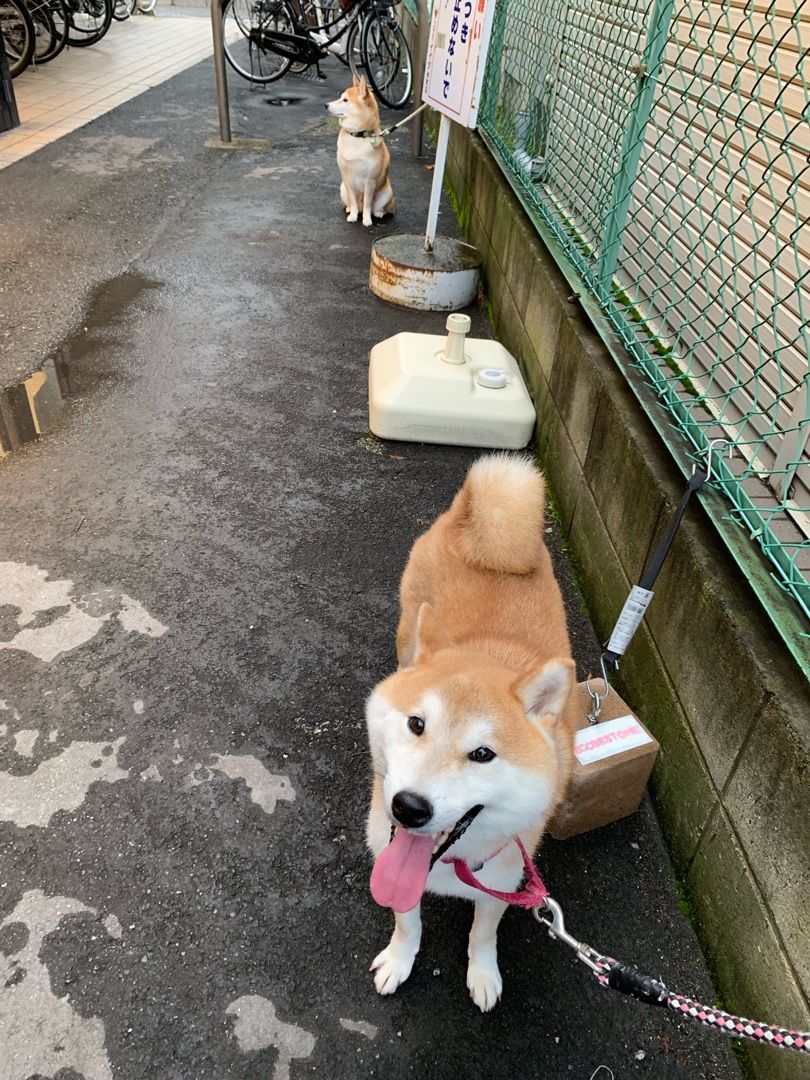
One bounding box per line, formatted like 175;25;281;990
338;134;381;166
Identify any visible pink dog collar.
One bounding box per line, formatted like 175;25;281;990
443;836;549;908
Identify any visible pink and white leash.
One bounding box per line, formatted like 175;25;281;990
451;837;810;1056
590;955;810;1054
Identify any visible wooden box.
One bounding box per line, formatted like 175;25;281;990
549;682;659;840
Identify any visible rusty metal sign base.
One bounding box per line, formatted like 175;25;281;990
369;234;482;311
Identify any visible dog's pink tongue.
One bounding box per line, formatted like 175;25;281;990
370;830;436;912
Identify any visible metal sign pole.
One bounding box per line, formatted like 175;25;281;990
210;0;232;144
424;112;451;252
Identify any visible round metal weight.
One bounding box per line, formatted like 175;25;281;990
369;234;482;311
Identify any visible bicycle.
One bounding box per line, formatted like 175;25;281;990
1;0;35;76
221;0;412;108
65;0;113;45
25;0;69;62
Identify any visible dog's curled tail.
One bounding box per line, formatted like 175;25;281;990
451;453;546;575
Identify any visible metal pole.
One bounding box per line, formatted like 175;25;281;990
424;112;451;251
411;0;428;157
210;0;232;144
597;0;676;289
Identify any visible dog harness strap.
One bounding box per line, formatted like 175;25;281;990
448;837;549;908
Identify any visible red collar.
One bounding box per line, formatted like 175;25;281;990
442;836;549;908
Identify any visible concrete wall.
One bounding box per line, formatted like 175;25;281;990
443;124;810;1080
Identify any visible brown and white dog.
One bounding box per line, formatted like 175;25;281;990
365;454;578;1011
327;75;394;227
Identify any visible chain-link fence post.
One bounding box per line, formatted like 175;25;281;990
596;0;676;289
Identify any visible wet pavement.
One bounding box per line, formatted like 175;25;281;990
0;56;743;1080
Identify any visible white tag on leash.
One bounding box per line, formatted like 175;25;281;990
606;586;654;656
574;715;653;766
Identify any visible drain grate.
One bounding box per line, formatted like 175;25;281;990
265;97;303;106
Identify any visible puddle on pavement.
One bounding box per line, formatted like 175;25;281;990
0;270;161;460
265;97;303;106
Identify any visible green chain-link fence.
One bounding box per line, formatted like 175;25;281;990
478;0;810;647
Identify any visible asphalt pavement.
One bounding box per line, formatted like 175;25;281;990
0;48;743;1080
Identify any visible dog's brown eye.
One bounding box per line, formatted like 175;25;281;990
469;746;496;763
407;716;425;736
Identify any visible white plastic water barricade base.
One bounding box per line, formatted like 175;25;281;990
369;314;536;449
369;235;482;312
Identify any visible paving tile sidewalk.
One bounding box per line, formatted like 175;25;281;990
0;55;746;1080
0;9;219;168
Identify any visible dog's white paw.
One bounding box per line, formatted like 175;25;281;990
346;210;359;223
362;215;373;228
371;944;416;996
467;961;502;1012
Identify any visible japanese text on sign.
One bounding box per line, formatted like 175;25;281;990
422;0;496;128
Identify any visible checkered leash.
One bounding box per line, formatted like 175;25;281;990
533;898;810;1056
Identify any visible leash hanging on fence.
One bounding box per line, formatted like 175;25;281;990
532;898;810;1056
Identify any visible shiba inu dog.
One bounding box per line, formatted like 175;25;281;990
326;75;395;227
365;454;577;1011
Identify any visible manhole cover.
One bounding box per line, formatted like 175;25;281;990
265;96;303;106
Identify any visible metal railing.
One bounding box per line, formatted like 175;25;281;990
478;0;810;662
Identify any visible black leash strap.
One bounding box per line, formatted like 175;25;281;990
601;467;707;671
430;804;484;868
604;960;669;1006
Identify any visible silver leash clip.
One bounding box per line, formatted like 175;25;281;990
584;654;611;725
532;898;605;973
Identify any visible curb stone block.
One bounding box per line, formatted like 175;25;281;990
583;397;665;584
617;624;719;874
540;403;584;537
687;809;810;1080
477;158;498;235
490;186;515;266
548;317;602;467
724;695;810;1000
524;258;564;380
502;210;536;319
567;474;630;635
646;526;767;791
495;280;527;366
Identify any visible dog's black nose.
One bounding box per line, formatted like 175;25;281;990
392;790;433;829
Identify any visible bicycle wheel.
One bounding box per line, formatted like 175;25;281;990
112;0;132;20
360;5;411;108
136;0;155;13
25;0;57;59
222;0;294;85
39;0;68;60
1;0;35;76
66;0;112;45
344;17;363;76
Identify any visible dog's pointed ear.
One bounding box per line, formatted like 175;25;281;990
514;658;574;726
411;603;454;664
352;72;361;88
358;74;369;97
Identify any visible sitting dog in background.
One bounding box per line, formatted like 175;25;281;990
327;76;395;227
365;454;578;1011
